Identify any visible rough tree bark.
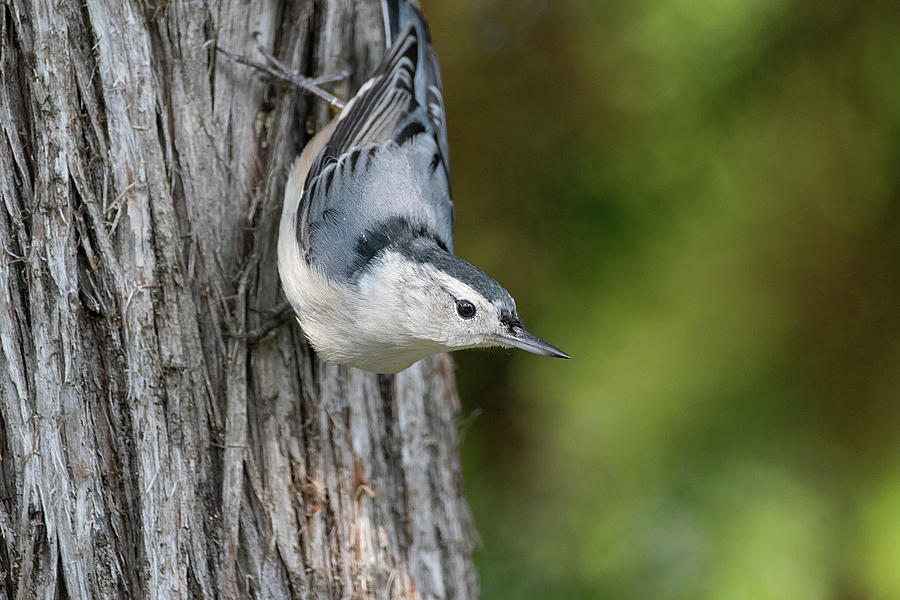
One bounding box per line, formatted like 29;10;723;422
0;1;477;598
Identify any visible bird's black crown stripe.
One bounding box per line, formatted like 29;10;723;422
349;216;449;279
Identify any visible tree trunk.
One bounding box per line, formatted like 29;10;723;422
0;1;476;598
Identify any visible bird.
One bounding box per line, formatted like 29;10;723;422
277;1;569;373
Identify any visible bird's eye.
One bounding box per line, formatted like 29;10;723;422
456;299;476;319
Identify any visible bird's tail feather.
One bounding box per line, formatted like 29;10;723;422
381;0;423;48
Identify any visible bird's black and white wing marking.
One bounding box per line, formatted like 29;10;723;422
295;8;453;282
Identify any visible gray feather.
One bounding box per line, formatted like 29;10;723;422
296;7;452;284
302;137;452;281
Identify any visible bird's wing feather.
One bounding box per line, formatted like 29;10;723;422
314;8;448;172
295;8;453;280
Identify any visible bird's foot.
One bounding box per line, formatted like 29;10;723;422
217;42;348;111
230;302;294;346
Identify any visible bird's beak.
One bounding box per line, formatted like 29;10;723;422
497;324;570;359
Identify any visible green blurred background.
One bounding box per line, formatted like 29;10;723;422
425;1;900;598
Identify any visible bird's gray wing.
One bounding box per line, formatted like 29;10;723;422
313;6;448;175
296;8;453;280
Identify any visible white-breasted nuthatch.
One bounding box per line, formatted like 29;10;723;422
278;1;569;373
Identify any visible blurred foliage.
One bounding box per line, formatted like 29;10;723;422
426;0;900;598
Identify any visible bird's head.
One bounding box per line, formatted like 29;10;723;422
357;238;569;363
